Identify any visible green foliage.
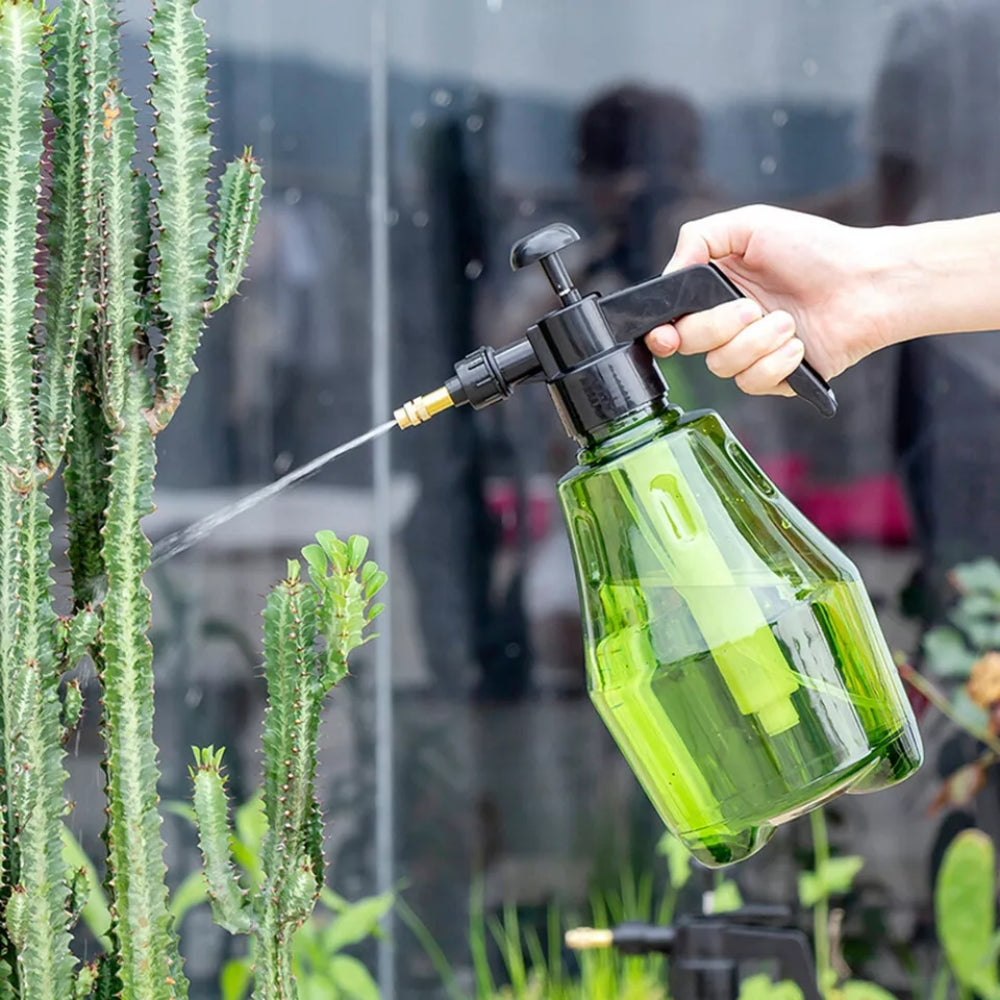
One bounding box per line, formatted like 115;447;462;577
190;534;386;1000
738;974;804;1000
935;829;1000;999
922;558;1000;680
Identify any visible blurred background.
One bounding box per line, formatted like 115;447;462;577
64;0;1000;995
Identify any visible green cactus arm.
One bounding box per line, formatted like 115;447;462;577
59;679;83;743
260;564;319;883
0;0;45;473
38;0;94;469
56;605;100;673
94;81;142;427
277;858;318;929
6;485;76;999
73;963;99;1000
190;746;253;934
148;0;213;428
64;357;111;606
211;150;264;312
100;367;188;1000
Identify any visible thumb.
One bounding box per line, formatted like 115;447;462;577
663;208;757;274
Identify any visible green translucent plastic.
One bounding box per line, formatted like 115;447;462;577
560;403;922;867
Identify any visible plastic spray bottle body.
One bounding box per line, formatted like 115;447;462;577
395;222;924;868
559;401;922;867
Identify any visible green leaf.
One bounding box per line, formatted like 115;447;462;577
168;869;210;927
922;627;976;678
936;829;999;994
738;973;804;1000
951;688;990;733
328;955;381;1000
656;832;691;890
219;957;252;1000
211;150;264;311
347;535;370;570
952;559;1000;597
709;879;743;914
799;856;864;906
322;891;394;954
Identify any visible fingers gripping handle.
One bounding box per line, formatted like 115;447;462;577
600;264;837;418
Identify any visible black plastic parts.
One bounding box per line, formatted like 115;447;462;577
449;223;838;440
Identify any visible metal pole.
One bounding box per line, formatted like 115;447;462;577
369;0;395;995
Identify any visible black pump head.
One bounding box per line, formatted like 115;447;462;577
395;223;836;439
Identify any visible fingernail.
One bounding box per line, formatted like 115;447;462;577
649;329;678;355
737;299;763;324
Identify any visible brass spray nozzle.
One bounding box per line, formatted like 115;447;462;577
564;927;614;951
394;386;455;429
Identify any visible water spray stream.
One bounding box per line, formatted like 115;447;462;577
150;419;398;568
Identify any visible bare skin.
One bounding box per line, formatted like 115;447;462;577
644;205;1000;397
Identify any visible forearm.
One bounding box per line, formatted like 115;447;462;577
874;213;1000;344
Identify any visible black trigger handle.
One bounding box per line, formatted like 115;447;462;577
600;264;837;418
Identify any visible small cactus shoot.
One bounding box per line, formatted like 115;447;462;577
190;535;386;1000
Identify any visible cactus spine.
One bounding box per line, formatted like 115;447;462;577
0;0;263;997
190;534;387;1000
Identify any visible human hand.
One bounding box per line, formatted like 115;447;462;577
645;205;896;397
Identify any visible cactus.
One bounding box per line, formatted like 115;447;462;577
190;533;386;1000
0;0;262;996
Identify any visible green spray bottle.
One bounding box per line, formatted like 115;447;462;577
395;223;922;867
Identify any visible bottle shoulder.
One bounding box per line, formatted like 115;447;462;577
559;407;725;487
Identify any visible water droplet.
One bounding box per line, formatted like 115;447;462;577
283;187;302;206
519;199;537;216
760;156;777;175
274;451;293;474
465;259;484;280
185;687;203;709
802;58;819;77
487;0;502;10
772;108;789;127
412;209;430;228
259;114;275;133
431;88;452;107
466;114;484;133
410;110;426;128
387;208;400;226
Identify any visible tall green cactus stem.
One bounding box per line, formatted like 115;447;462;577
40;0;92;470
0;0;263;995
95;73;188;997
191;535;386;1000
0;3;76;996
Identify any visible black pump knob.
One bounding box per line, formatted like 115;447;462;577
510;223;582;305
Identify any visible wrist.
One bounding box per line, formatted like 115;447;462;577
868;215;1000;347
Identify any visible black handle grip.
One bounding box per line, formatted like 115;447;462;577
600;264;837;418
